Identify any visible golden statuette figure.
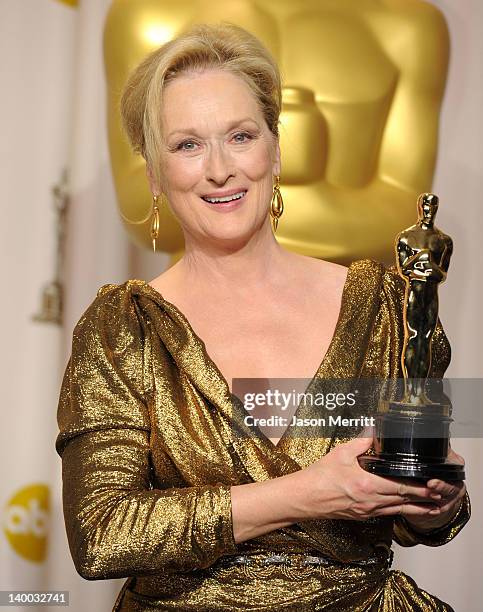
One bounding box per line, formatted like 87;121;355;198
397;193;452;404
360;194;465;481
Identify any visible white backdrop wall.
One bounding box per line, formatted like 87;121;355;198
0;1;481;611
0;1;128;610
394;2;483;609
0;0;81;610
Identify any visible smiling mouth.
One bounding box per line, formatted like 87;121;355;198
201;190;247;204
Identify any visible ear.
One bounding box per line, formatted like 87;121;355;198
145;163;160;195
272;137;281;177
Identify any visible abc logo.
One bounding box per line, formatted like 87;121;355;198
3;484;50;563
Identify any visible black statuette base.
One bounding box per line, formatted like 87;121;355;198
358;455;465;481
359;399;465;481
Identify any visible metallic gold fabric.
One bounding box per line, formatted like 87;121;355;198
56;259;470;611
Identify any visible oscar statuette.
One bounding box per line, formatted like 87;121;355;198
359;194;465;481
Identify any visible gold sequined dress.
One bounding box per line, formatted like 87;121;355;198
56;259;470;611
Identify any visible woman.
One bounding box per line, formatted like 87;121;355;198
56;23;469;611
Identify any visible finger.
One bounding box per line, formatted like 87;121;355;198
374;502;441;518
428;500;452;515
431;488;466;510
374;494;439;507
376;476;437;500
357;425;375;439
432;497;465;516
344;434;374;457
374;485;444;506
426;479;465;498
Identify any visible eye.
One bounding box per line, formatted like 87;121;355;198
174;131;254;151
176;140;199;151
233;131;253;143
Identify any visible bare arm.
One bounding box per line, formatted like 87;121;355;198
230;470;304;543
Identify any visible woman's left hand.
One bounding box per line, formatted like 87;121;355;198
401;448;467;533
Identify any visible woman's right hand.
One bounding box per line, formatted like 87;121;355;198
295;432;442;522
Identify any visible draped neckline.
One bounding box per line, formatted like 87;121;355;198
128;260;359;451
125;259;384;475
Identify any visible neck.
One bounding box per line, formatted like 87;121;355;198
173;218;294;298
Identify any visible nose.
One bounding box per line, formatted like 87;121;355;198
204;141;235;185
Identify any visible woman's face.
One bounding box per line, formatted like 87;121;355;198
150;69;281;248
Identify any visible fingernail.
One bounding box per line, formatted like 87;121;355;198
429;508;440;514
430;493;441;500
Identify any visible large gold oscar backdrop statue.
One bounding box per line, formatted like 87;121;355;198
103;0;449;265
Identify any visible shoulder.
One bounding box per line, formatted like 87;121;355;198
76;279;142;321
57;281;150;456
68;280;149;406
339;258;388;297
345;259;404;331
303;256;388;299
281;253;402;304
296;254;350;284
71;280;145;357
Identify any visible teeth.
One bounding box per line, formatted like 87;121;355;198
203;190;246;203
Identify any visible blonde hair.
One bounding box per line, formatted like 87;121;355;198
120;22;282;189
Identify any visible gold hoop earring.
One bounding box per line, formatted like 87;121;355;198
270;175;284;232
150;194;160;252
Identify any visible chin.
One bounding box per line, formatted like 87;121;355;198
204;222;259;247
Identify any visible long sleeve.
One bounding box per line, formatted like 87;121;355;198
393;491;471;547
55;285;237;580
382;266;471;547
